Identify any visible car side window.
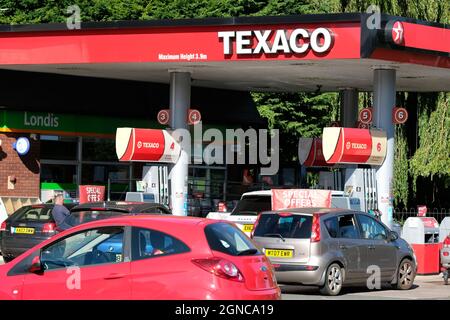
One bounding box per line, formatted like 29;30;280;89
357;214;388;240
131;227;189;261
41;226;125;271
337;214;359;239
324;216;338;238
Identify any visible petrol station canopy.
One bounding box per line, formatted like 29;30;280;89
0;13;448;92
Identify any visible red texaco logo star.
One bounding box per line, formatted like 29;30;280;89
392;21;404;45
346;141;351;150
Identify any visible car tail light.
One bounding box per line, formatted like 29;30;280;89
42;222;57;233
443;252;449;257
0;221;6;232
192;257;244;282
311;214;321;242
443;236;450;247
250;213;262;239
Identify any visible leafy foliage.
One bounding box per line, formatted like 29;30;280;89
393;125;409;208
253;92;338;161
410;93;450;182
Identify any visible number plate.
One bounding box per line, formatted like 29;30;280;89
242;224;254;232
265;249;293;258
11;227;35;235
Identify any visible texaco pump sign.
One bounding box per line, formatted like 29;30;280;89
322;127;387;165
115;128;181;163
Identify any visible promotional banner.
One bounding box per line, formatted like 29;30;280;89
116;128;181;163
322;127;387;165
298;137;332;167
271;189;332;210
79;185;105;204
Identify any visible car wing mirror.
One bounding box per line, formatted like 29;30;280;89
388;231;399;242
29;255;44;274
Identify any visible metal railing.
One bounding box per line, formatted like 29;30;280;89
393;208;449;224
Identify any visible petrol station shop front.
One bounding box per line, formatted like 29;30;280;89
0;87;299;213
0;13;448;226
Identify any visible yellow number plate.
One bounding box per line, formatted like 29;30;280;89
265;249;293;258
243;224;254;232
12;227;35;234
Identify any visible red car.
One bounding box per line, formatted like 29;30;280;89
0;215;280;300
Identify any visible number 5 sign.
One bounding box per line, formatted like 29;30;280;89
359;107;373;124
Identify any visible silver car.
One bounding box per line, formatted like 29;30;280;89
252;208;417;295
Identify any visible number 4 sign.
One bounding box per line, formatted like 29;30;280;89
188;109;201;125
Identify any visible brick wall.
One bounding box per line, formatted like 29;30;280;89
0;133;40;197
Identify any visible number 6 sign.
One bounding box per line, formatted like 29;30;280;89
392;107;408;124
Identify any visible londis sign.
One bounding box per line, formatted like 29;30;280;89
116;128;181;163
218;27;333;55
322;127;387;165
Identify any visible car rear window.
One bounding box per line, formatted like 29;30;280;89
253;213;313;239
63;211;127;227
204;222;261;256
231;195;271;216
13;206;53;222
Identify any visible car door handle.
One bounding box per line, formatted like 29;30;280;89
368;245;376;250
339;245;348;250
104;273;126;280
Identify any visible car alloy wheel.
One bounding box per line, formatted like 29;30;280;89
320;263;343;296
328;266;342;293
397;259;415;290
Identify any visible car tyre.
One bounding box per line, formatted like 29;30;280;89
319;263;344;296
443;270;449;285
395;259;415;290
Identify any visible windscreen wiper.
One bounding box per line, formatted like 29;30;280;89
263;233;286;242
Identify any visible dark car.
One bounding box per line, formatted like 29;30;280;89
0;203;77;262
61;201;172;229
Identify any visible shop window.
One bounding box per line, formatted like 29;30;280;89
82;138;116;162
82;164;129;184
41;164;77;184
40;135;77;160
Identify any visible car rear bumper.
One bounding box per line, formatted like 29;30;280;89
274;264;325;286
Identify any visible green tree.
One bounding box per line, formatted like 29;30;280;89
253;92;338;161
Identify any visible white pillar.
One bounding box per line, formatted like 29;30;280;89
373;68;396;228
169;72;191;216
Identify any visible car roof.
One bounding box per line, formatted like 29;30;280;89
262;207;353;215
71;201;167;212
58;214;218;234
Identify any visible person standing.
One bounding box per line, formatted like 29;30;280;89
51;194;70;231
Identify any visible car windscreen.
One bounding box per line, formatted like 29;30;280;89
12;206;54;222
204;222;261;256
231;195;271;216
63;211;128;227
253;213;313;239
